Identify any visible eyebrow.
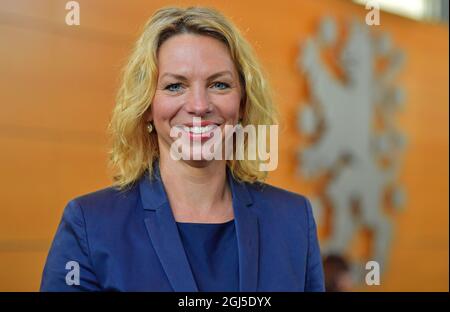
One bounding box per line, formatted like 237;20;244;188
160;70;234;81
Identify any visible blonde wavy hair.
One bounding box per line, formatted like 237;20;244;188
108;6;279;190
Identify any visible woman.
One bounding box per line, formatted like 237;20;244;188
40;6;324;292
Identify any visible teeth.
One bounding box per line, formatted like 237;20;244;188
183;125;217;134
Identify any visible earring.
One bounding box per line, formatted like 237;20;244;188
147;122;153;133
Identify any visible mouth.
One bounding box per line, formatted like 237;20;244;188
176;120;222;134
173;122;222;142
180;124;220;134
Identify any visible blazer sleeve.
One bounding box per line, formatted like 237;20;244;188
40;199;101;291
304;197;325;292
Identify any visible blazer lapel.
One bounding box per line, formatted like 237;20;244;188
140;164;198;292
226;167;259;292
139;160;259;292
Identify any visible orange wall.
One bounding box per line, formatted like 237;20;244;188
0;0;448;291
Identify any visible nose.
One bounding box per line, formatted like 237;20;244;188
185;84;212;117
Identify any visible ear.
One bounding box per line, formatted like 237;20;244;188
239;94;245;120
239;98;246;121
238;72;247;121
145;105;153;123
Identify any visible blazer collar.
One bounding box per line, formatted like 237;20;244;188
139;160;259;292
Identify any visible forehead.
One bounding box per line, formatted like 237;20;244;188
157;33;237;76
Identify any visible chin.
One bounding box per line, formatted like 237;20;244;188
180;158;216;168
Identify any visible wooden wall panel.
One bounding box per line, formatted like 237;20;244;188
0;0;447;291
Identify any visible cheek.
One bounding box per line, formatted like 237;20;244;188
212;93;241;119
151;94;180;123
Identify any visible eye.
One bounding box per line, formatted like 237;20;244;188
211;82;230;90
164;83;183;92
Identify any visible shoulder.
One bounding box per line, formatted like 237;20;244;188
64;182;140;221
246;181;311;207
245;181;313;222
72;183;138;206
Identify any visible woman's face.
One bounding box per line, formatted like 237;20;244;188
149;33;243;163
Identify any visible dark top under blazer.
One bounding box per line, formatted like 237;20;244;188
40;162;325;292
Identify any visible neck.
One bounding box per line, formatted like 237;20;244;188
157;150;233;223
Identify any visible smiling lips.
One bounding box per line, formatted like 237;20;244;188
176;121;221;141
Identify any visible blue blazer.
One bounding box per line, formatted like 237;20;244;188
41;163;325;292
